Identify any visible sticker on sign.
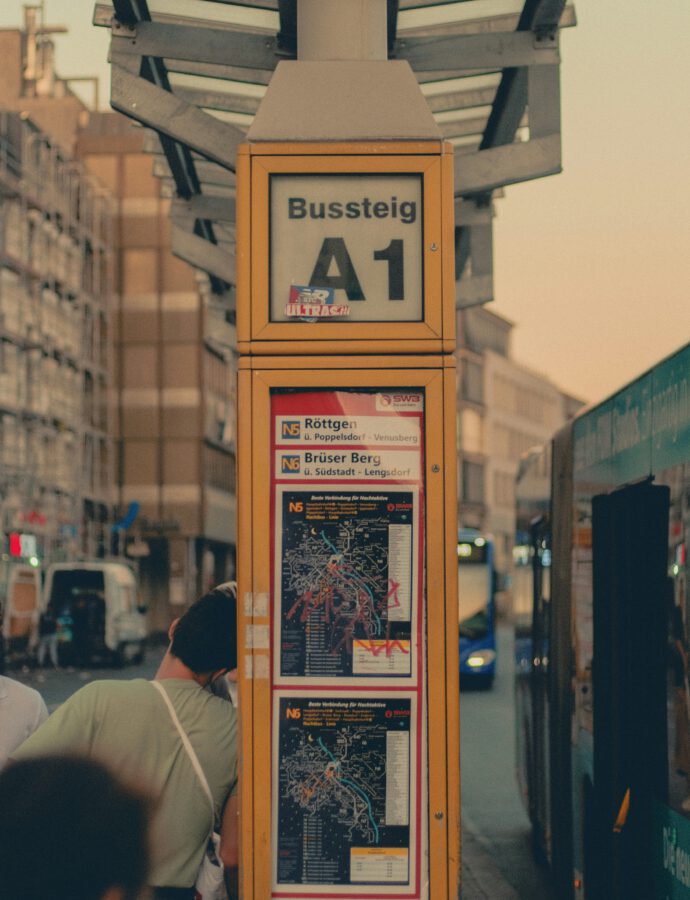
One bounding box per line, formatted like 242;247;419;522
284;284;350;321
376;392;424;411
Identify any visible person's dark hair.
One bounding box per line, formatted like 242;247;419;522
170;581;238;673
0;755;150;900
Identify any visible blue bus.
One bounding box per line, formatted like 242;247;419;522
458;528;496;688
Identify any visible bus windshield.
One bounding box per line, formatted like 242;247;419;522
458;539;491;638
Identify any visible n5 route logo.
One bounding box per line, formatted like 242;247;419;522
281;420;301;439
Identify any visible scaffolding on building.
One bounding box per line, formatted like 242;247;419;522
0;110;114;567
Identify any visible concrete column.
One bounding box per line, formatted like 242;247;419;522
297;0;388;62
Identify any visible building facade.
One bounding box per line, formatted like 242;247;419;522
457;305;582;574
0;109;113;567
0;12;236;626
76;114;237;630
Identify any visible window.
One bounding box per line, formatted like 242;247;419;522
123;154;158;199
204;446;235;493
462;461;484;504
122;249;158;295
460;408;483;455
461;358;483;404
493;471;515;508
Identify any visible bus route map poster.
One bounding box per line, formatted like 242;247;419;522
270;388;427;897
271;389;425;686
277;488;417;679
272;693;419;896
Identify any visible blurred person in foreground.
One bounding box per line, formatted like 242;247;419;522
14;583;239;900
0;754;150;900
0;674;47;770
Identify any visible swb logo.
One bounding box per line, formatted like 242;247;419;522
376;391;423;411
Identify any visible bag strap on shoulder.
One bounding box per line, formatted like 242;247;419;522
151;680;215;829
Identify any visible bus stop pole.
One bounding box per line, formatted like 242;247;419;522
297;0;388;62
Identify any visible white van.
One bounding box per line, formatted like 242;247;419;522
42;562;148;666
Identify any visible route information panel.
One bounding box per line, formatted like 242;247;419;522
274;695;416;888
278;489;416;679
270;388;426;897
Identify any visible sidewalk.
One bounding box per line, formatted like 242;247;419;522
461;819;521;899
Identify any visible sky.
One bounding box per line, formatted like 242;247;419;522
1;0;689;405
491;1;690;403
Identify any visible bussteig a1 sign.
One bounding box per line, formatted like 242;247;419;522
270;173;424;323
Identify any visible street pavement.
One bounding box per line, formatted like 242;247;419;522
9;644;164;712
460;624;557;898
461;826;522;899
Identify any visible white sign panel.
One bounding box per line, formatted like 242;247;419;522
275;414;421;448
275;449;421;481
270;174;424;323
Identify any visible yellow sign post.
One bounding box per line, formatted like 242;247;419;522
237;140;459;900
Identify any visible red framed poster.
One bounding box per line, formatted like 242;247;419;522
269;387;427;898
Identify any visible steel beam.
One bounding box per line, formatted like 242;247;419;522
172;196;236;226
455;192;493;310
481;0;566;150
398;29;559;71
424;86;497;114
159;179;237;201
456;274;494;309
106;4;232;300
416;67;501;83
453;139;482;155
456;201;494;308
110;0;149;26
278;0;297;57
152;154;235;200
143;140;239;180
455;197;493;226
171;224;236;286
527;62;560;137
110;61;243;170
468;224;493;279
455;217;492;282
152;157;236;187
173;86;262;116
481;67;528;149
395;4;575;39
455;226;471;279
456;133;561;195
530;0;571;37
112;19;281;71
387;0;399;55
440;112;527;142
163;58;273;85
438;116;491;140
186;160;237;187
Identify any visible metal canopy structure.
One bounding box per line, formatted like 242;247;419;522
94;0;574;308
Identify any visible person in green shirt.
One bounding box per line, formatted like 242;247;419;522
15;583;239;900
